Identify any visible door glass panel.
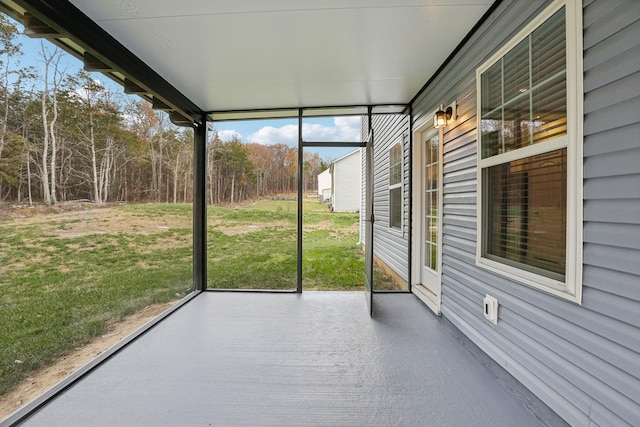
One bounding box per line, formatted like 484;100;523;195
424;135;439;272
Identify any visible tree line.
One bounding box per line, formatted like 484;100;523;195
0;16;328;207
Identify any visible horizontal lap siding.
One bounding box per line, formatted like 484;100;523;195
581;1;640;424
408;0;640;425
364;114;410;281
333;152;361;212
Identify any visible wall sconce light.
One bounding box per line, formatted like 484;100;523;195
433;104;453;128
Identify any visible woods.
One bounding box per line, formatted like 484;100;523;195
0;16;328;207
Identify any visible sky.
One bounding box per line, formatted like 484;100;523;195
14;22;361;163
213;117;361;161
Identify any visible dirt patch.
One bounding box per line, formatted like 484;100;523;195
217;220;289;236
0;203;191;238
48;209;189;238
306;219;360;234
0;301;178;421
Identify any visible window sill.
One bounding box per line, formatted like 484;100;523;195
476;257;581;304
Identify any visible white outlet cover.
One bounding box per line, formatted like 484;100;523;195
483;294;498;325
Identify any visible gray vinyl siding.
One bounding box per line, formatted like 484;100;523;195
403;0;640;425
362;114;410;281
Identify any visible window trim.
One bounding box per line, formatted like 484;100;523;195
475;0;583;303
389;140;403;231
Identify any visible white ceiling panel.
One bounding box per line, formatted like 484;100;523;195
68;0;493;114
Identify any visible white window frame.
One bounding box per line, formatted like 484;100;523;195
389;140;403;231
475;0;583;303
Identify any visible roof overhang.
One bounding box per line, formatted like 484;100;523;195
0;0;497;122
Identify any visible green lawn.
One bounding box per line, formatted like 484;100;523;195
0;203;194;396
0;199;366;396
208;199;365;290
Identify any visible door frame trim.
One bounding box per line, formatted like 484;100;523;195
411;117;442;315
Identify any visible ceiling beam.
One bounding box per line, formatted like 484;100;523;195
152;97;172;111
169;111;194;127
83;52;113;72
23;12;60;38
123;79;149;95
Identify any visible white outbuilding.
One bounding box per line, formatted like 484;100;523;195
329;149;361;212
317;168;332;204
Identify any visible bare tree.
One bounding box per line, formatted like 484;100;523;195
153;113;169;202
164;129;192;203
0;16;35;201
126;100;163;201
0;15;21;161
37;42;64;205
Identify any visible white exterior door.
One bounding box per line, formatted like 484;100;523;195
413;126;442;314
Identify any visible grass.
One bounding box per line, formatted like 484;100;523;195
303;202;365;290
206;199;365;290
0;198;370;396
0;215;193;396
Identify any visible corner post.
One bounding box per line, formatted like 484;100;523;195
297;109;303;293
193;115;207;291
407;105;413;293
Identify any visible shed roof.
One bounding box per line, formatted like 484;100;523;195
332;148;361;165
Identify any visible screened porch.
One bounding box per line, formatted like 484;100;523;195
3;291;566;426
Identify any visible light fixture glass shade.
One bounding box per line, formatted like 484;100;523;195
434;104;447;128
434;111;446;128
434;104;454;128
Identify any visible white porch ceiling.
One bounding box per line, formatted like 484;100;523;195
68;0;493;118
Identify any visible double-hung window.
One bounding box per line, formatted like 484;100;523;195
389;142;403;230
476;0;583;302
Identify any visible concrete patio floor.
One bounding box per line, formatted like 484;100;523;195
8;291;566;426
